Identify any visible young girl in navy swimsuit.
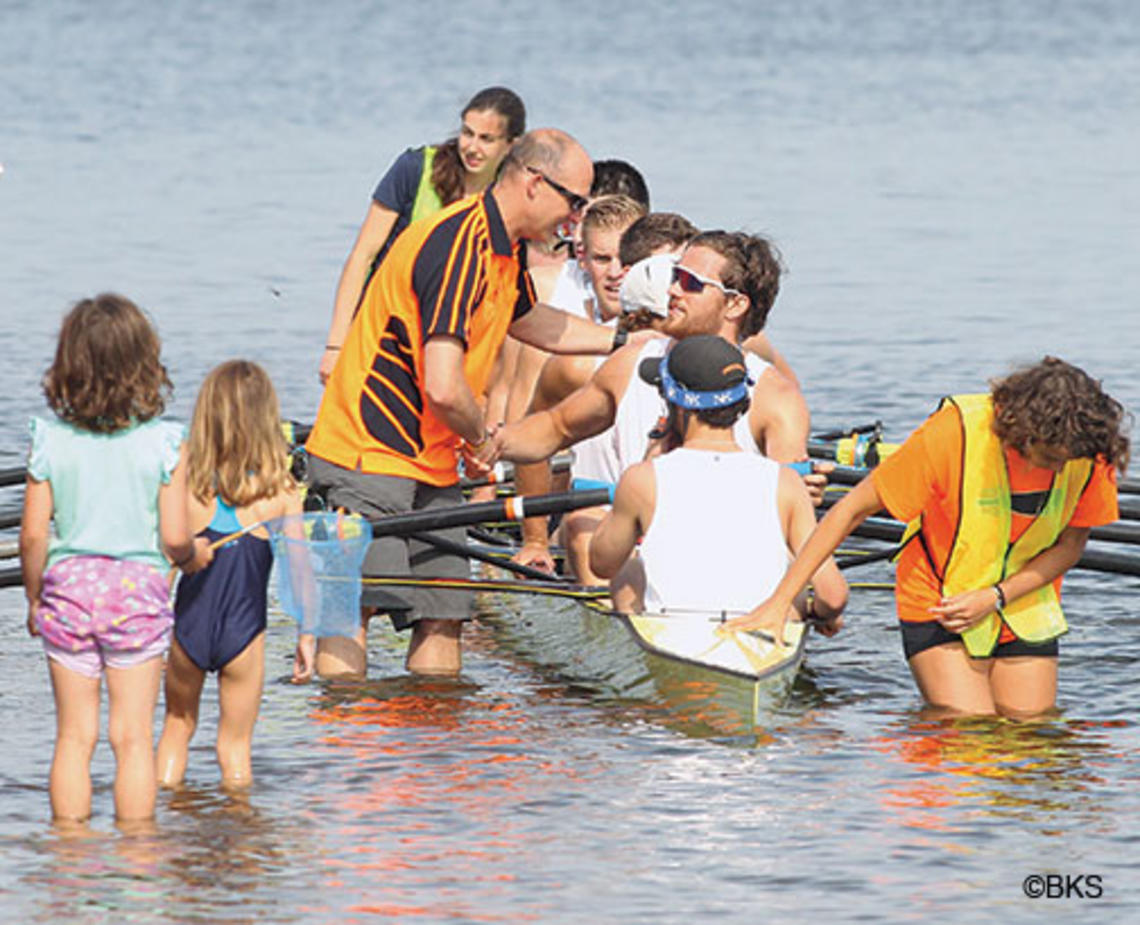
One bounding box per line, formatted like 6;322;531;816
20;294;212;824
156;360;302;788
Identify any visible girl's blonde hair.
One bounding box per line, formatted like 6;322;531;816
44;293;172;433
186;360;294;505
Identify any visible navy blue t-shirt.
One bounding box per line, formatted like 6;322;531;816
369;146;429;267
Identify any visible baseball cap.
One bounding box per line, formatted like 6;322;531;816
619;252;677;318
638;335;753;409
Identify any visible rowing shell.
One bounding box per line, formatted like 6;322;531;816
477;578;807;737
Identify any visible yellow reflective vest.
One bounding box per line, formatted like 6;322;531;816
409;146;443;224
919;394;1092;656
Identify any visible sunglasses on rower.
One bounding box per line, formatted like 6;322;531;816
525;165;590;214
671;263;741;297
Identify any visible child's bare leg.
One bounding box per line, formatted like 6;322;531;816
217;633;265;786
47;659;100;823
105;656;163;821
156;639;205;788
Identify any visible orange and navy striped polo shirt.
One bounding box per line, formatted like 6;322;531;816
307;188;535;486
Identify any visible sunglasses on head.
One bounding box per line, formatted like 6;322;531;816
671;263;740;297
525;165;589;213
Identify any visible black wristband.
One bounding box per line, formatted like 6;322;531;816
993;583;1007;609
610;328;628;353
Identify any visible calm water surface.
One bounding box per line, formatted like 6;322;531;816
1;1;1138;922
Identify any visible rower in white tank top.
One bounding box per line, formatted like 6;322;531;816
614;338;770;471
639;449;787;615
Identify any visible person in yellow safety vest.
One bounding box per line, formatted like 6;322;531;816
724;357;1129;719
319;87;526;384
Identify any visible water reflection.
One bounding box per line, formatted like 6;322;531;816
27;822;186;923
872;712;1125;833
288;672;590;921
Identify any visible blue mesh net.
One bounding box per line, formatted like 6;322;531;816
269;512;372;638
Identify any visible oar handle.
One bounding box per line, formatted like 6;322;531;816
369;488;615;538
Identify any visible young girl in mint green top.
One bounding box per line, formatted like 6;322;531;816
20;294;212;825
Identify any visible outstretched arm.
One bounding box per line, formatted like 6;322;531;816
725;474;883;639
779;468;848;636
508;302;617;356
320;201;400;383
489;346;636;465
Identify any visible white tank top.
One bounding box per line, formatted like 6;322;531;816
570;353;621;484
614;339;770;470
640;448;787;615
732;352;770;455
548;260;596;321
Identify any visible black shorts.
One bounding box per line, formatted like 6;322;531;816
900;620;1059;661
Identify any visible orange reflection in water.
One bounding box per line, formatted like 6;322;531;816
870;713;1119;835
297;674;585;922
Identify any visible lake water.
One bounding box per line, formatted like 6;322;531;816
1;0;1138;921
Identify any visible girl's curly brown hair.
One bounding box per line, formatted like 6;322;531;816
43;293;172;433
991;356;1130;473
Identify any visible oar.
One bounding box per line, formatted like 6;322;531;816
409;531;574;583
838;515;1140;577
817;490;1140;544
0;564;23;588
367;488;614;538
809;436;1140;497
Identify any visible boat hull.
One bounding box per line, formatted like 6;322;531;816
478;590;806;736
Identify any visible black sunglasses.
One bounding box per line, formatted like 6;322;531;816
525;165;589;213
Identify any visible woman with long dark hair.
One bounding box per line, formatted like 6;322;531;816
319;87;526;383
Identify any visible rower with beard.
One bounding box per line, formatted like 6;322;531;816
474;231;820;500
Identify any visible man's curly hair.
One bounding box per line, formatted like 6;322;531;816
991;357;1130;473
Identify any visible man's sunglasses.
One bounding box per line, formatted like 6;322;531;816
671;264;741;297
525;166;589;213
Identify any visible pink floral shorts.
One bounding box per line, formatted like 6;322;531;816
37;556;173;678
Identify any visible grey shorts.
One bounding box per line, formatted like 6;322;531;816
306;456;471;631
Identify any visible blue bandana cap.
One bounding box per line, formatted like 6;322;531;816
638;335;753;410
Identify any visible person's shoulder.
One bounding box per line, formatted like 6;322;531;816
139;417;186;444
618;457;656;503
751;361;801;403
394;145;429;170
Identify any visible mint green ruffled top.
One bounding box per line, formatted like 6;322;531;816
28;416;185;571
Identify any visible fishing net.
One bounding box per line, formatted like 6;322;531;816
269;512;372;638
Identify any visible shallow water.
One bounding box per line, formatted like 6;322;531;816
2;1;1139;922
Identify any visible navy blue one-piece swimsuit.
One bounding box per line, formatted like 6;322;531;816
174;498;273;672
